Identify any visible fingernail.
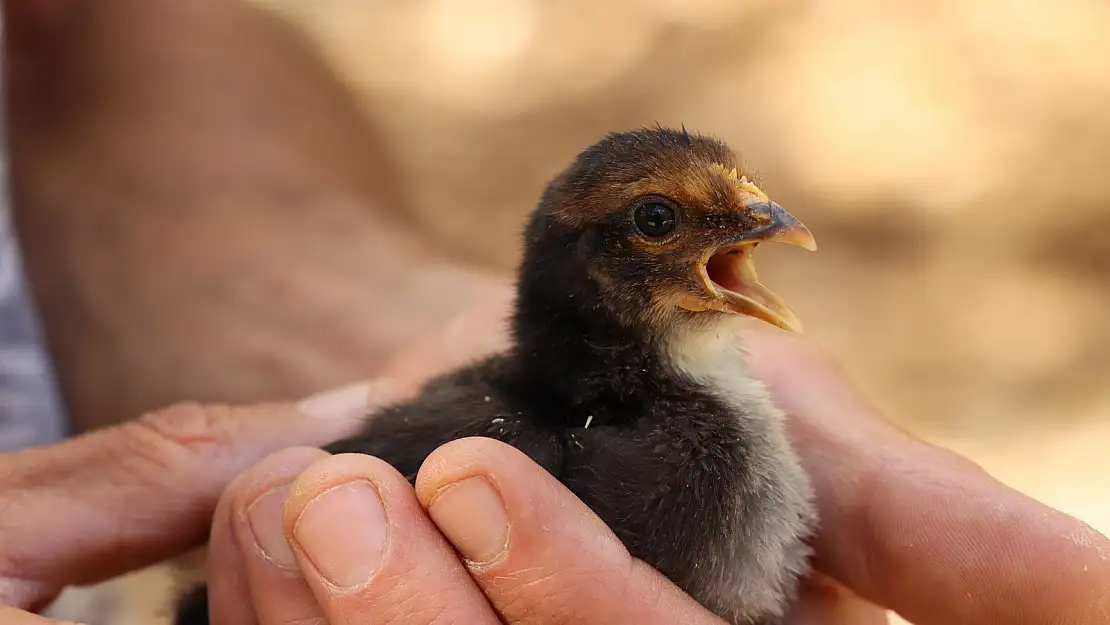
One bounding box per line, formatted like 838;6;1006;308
427;477;509;565
292;480;388;588
247;485;296;569
296;380;396;420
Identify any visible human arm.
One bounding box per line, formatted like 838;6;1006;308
3;0;509;433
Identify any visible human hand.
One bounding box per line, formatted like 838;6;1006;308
200;329;1110;625
745;330;1110;624
0;268;512;624
0;383;402;624
199;289;737;625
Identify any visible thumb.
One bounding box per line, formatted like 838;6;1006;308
0;380;399;608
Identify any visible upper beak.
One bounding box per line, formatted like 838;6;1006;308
698;201;816;333
742;201;817;251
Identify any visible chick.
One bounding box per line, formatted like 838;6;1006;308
174;126;819;625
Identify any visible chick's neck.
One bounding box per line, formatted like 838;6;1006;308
508;216;676;418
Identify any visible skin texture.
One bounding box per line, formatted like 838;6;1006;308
0;324;1107;625
4;0;508;433
3;2;1108;623
751;331;1110;623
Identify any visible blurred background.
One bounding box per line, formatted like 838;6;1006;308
256;0;1110;437
252;0;1110;507
24;0;1110;623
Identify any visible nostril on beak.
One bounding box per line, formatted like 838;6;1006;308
741;202;816;251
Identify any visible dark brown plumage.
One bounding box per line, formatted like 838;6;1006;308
175;126;819;625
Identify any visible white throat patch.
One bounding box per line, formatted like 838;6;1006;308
664;319;776;414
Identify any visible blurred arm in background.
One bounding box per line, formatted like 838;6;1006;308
3;0;512;434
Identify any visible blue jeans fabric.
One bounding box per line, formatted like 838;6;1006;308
0;157;69;451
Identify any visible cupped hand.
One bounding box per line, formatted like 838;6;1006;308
204;440;725;625
751;330;1110;624
0;382;404;625
200;327;1110;625
0;285;510;625
2;304;1107;625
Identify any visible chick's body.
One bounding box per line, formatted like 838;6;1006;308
174;127;819;625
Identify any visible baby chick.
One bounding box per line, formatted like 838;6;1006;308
175;126;818;625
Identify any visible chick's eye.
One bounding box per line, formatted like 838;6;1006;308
633;201;677;238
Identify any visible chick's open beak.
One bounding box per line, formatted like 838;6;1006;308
699;201;816;333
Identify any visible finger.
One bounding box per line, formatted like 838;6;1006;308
784;575;889;625
743;330;1110;625
211;447;332;625
204;465;257;625
0;381;398;608
415;437;723;625
282;453;499;624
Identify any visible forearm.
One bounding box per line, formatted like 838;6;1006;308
4;0;508;431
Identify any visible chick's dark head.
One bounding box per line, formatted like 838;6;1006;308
518;127;816;339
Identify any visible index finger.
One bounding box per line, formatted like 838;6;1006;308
743;330;1110;625
0;382;395;608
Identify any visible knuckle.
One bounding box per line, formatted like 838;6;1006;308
492;563;588;621
480;529;636;622
364;569;458;624
114;402;236;478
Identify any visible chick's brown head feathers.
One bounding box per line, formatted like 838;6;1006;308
532;126;816;335
174;126;819;625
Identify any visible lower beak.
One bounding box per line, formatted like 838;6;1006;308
698;202;816;333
